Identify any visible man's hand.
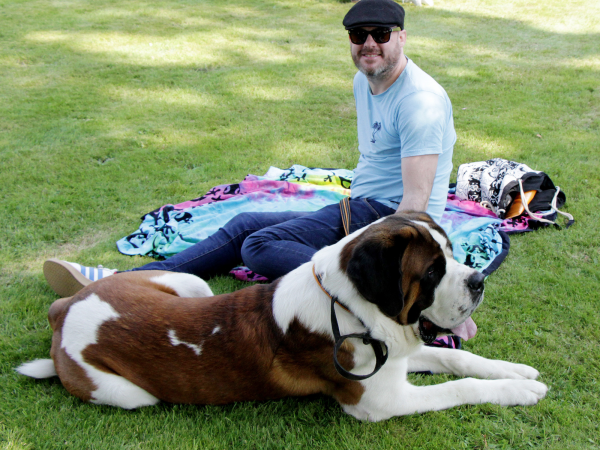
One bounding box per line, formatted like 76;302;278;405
396;154;439;214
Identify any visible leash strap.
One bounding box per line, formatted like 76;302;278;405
330;296;389;381
340;197;351;236
313;265;389;381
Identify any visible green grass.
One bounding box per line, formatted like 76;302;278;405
1;0;599;448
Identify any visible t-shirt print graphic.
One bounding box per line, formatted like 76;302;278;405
370;122;382;143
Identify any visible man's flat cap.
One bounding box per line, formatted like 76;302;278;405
343;0;405;30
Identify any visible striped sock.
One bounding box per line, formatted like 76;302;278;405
70;263;117;282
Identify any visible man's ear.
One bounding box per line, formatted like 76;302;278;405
397;29;407;46
345;232;410;317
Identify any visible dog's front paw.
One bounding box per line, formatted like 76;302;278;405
486;360;540;380
494;379;548;406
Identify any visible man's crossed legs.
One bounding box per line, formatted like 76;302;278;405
44;199;395;297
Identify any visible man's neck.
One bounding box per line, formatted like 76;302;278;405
368;54;407;96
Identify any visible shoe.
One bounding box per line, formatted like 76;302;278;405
43;259;117;297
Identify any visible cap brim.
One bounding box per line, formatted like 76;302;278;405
345;23;401;30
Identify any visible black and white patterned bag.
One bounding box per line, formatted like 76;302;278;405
455;158;573;227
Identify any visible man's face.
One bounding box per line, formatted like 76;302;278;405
350;27;406;80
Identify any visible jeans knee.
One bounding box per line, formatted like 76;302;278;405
241;227;318;280
240;231;268;268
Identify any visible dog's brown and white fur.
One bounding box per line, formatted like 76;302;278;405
18;213;547;421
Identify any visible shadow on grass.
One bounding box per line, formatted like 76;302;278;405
0;1;598;263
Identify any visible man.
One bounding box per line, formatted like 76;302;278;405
44;0;456;297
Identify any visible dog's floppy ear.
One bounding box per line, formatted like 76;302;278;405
345;229;412;317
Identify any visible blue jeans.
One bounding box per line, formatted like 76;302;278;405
130;199;395;280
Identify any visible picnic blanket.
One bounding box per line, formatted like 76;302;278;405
117;165;536;350
117;165;521;282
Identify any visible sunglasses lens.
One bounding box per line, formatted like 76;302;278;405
372;30;391;44
349;30;367;45
349;28;392;45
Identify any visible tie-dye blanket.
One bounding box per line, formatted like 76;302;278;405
116;165;529;282
117;166;353;260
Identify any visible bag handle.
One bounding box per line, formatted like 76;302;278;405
518;180;574;228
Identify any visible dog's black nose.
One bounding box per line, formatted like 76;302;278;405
467;272;485;294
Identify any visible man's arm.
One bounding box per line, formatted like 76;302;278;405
396;154;439;214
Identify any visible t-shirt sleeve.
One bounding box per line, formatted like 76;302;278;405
396;91;447;158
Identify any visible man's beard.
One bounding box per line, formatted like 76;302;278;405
352;50;400;81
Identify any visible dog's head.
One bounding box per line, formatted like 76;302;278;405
340;212;484;342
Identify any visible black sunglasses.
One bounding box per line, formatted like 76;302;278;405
348;27;400;45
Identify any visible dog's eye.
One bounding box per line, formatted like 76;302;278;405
427;267;435;278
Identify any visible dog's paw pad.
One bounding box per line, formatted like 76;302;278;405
499;380;548;406
505;363;540;380
488;361;540;380
519;380;548;403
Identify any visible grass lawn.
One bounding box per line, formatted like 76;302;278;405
1;0;599;448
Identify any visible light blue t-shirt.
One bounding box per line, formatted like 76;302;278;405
350;57;456;223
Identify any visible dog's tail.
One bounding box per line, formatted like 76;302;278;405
15;359;57;379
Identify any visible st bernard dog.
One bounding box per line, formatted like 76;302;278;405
17;213;547;421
